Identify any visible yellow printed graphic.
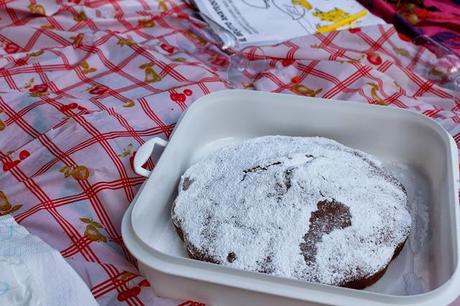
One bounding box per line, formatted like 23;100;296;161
117;38;135;47
393;47;410;57
138;19;155;28
80;218;108;242
139;63;161;83
74;11;88;22
313;8;350;22
119;144;135;157
367;83;386;105
28;4;46;16
292;0;312;10
80;61;97;74
291;84;322;97
0;191;22;216
315;9;368;33
123;100;135;108
159;0;168;11
60;165;90;181
29;50;44;57
70;33;84;48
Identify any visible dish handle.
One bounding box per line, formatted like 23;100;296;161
134;137;168;177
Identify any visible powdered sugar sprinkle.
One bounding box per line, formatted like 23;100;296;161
172;136;412;286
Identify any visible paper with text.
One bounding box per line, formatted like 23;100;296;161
193;0;385;48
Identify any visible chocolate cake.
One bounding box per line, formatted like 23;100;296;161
171;136;412;288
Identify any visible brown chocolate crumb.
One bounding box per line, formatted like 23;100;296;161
227;252;237;263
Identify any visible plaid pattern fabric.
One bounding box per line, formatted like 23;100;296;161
0;1;458;305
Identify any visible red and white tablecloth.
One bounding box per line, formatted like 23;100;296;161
0;1;459;305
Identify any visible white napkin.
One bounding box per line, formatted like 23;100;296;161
0;215;99;306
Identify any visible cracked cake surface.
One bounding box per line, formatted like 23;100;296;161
171;136;412;288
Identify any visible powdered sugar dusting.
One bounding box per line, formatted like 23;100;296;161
172;136;412;286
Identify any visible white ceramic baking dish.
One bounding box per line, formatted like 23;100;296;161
121;90;460;306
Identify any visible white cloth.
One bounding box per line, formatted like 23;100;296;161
0;215;98;306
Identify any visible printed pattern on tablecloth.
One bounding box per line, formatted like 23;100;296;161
0;1;459;306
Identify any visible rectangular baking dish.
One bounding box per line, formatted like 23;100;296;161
122;90;460;306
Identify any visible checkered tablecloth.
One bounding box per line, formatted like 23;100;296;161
0;1;459;305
